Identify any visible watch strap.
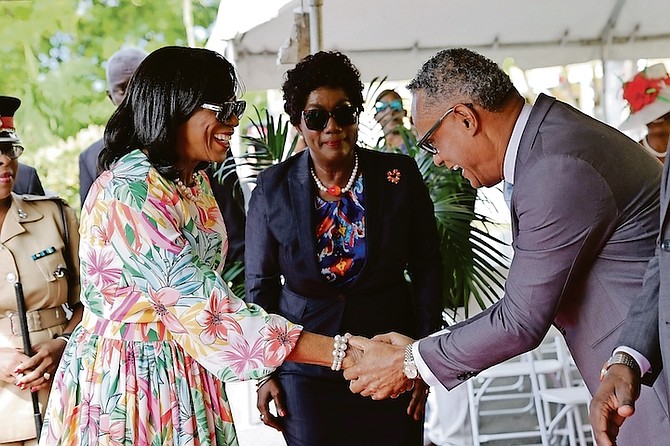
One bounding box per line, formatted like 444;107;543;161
600;352;641;381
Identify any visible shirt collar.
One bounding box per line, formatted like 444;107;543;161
502;102;533;185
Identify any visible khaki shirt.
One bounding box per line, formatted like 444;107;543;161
0;193;80;442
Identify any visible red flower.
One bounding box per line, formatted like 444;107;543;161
623;72;670;112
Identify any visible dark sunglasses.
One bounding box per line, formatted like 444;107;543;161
302;104;358;131
0;143;24;160
417;108;455;155
201;100;246;122
374;99;404;114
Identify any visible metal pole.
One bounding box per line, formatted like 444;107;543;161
14;282;43;439
308;0;323;54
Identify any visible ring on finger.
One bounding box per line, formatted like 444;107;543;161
43;372;51;381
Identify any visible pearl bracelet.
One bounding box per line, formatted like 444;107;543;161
331;333;352;371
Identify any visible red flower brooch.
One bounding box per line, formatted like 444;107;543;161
623;72;670;112
386;169;401;184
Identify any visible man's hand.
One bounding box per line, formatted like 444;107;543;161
256;376;286;432
343;335;414;399
371;331;414;346
589;364;640;446
407;380;430;421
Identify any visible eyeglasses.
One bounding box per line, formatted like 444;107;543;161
302;104;359;131
201;100;246;122
374;99;404;114
0;143;24;160
417;108;455;155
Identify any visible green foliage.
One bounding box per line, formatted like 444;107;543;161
0;0;219;207
392;127;509;316
241;106;299;165
222;260;245;298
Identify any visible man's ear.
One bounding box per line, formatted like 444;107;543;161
455;104;478;133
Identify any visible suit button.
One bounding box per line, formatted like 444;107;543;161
663;240;670;252
6;273;17;283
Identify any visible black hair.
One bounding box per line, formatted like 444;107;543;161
100;46;241;178
374;89;401;104
282;51;364;125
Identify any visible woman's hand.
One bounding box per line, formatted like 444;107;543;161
14;338;67;391
406;380;430;421
256;376;286;432
0;347;30;384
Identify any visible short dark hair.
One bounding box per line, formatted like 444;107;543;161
282;51;364;125
101;46;241;178
407;48;515;112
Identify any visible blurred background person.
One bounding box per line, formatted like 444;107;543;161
39;46;361;446
373;88;416;154
245;51;443;446
78;47;147;205
619;63;670;164
13;163;45;196
0;95;82;445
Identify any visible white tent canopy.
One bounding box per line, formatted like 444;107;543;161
209;0;670;92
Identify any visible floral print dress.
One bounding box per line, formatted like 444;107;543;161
39;150;302;446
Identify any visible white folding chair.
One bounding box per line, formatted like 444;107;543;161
467;346;563;445
538;337;594;446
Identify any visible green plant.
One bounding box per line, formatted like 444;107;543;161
394;126;509;317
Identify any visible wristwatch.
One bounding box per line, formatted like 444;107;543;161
599;352;641;381
403;344;419;379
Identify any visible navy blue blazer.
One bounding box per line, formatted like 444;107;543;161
13;163;45;195
245;147;443;376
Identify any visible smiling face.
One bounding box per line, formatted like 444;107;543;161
298;87;358;168
411;90;500;188
175;102;239;174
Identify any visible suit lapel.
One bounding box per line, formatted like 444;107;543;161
288;151;321;278
510;94;555;239
357;149;383;277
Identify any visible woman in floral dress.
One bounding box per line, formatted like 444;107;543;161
39;46;354;446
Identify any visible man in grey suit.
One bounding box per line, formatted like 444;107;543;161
343;48;669;445
589;136;670;445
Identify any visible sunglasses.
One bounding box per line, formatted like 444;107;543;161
201;100;246;122
0;143;24;160
374;99;404;114
417;108;455;155
302;104;358;131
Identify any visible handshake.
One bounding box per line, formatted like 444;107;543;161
342;331;423;401
256;331;431;431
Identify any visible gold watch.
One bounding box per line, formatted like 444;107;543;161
599;352;641;381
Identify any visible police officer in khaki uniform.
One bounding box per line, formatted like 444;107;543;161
0;96;82;445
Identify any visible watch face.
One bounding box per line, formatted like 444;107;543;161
404;364;418;379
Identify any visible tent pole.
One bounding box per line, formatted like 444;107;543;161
308;0;323;53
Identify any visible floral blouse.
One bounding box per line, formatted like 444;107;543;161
78;149;303;380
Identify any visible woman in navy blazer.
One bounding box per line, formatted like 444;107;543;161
245;51;443;446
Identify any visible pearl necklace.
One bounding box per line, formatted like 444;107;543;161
175;173;202;202
310;153;359;196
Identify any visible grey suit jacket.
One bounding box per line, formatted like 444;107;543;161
618;140;670;411
418;94;669;443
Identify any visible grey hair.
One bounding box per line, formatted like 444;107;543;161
407;48;515;112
